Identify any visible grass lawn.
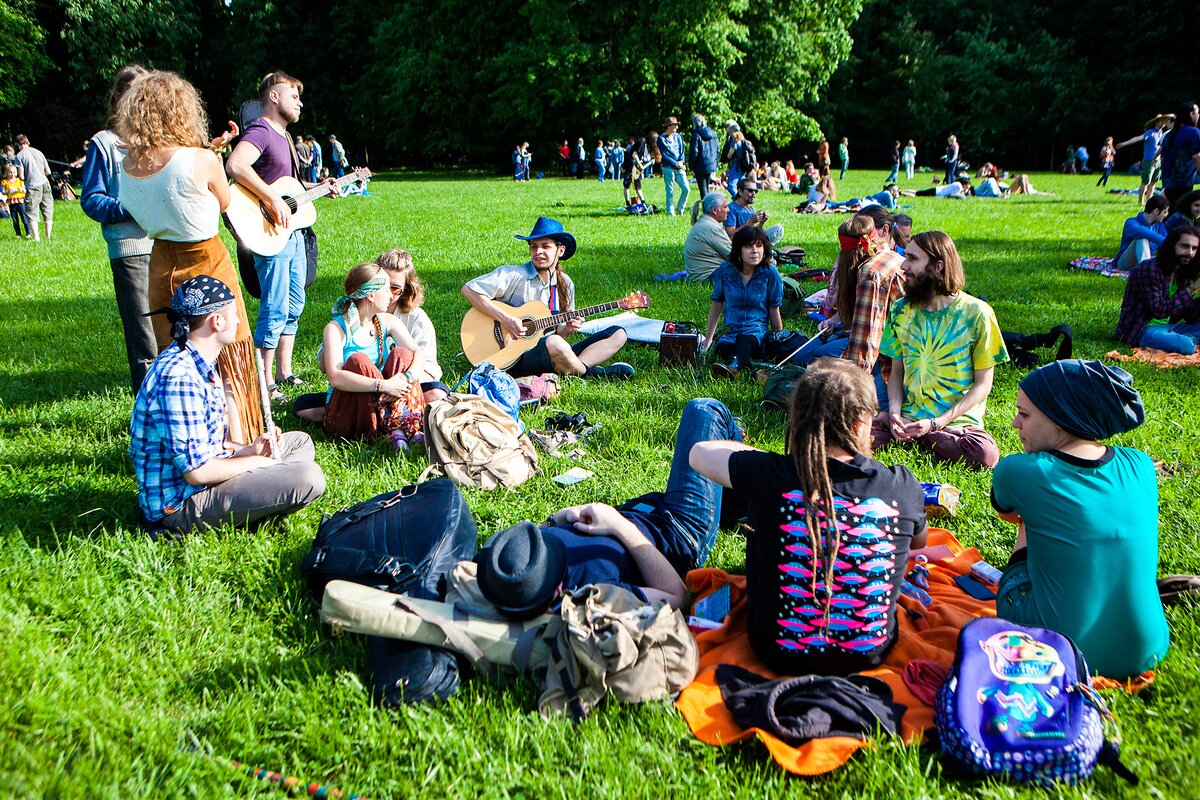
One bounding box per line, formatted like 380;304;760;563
1;166;1198;798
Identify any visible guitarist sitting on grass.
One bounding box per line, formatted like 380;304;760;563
460;217;634;379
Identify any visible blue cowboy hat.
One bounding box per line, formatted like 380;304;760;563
515;217;577;261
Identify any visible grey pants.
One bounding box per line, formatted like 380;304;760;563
111;253;158;390
161;431;326;534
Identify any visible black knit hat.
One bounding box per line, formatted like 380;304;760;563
475;522;567;619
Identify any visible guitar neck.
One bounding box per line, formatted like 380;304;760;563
534;300;625;329
286;173;362;212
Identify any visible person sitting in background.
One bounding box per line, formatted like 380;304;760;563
724;177;783;243
892;213;913;255
1115;194;1170;272
1007;174;1053;195
784;160;799;187
1115;225;1200;354
1164;189;1200;235
690;359;927;675
993;360;1168;679
873;231;1008;469
704;226;791;379
131;276;325;535
684;192;732;283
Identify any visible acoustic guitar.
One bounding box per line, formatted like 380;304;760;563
460;291;650;368
224;167;371;256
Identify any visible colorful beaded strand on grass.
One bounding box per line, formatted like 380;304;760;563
231;759;370;800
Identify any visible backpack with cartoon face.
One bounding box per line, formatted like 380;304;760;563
935;617;1136;787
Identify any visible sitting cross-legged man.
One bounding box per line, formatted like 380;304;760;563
1115;225;1200;354
130;275;326;536
993;360;1169;679
461;217;633;379
872;231;1008;469
1115;194;1170;273
474;398;745;617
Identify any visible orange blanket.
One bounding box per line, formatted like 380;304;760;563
1105;348;1200;368
675;528;993;776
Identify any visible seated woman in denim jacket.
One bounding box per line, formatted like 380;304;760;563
703;226;797;379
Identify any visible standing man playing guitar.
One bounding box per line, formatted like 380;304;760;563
460;217;635;379
226;71;332;395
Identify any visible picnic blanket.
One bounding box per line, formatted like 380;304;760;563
1068;256;1129;279
676;528;993;776
1106;347;1200;368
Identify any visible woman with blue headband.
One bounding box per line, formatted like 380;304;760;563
992;360;1169;679
294;263;429;449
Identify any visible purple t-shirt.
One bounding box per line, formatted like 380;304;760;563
239;119;296;184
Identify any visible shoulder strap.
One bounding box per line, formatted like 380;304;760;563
300;545;419;590
391;596;497;680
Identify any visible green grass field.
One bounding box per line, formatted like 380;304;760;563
1;167;1198;798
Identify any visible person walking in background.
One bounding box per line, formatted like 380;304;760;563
816;136;830;171
689;114;719;197
886;140;900;183
1063;144;1077;174
81;64;158;391
306;135;322;181
610;140;624;182
574;138;587;179
1097;137;1116;186
2;164;31;238
1076;144;1090;174
328;134;348;178
12;134;52;241
902;139;917;180
1117;113;1172;206
838;136;850;180
559;140;571;177
593;140;607;181
658;116;690;216
943;134;959;184
295;135;312;183
1159;102;1200;210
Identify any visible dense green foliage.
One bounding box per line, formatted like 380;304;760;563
813;0;1198;169
1;168;1199;797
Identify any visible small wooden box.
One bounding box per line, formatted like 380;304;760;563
659;332;700;367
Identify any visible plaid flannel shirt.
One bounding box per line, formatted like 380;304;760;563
129;342;228;521
1115;258;1199;345
842;250;905;370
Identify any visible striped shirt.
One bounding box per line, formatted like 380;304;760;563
129;342;228;521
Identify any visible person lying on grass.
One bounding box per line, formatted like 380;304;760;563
873;231;1009;469
294;262;430;449
1115;225;1200;354
460;216;633;380
473;398;744;618
690;358;928;676
993;360;1168;679
131;275;325;536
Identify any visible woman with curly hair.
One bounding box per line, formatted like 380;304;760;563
115;70;261;443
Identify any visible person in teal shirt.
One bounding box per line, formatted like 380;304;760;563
992;360;1169;679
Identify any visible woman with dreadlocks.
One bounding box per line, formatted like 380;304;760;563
690;358;927;674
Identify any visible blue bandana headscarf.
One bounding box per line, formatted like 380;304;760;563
331;267;388;331
1020;359;1145;441
144;275;236;348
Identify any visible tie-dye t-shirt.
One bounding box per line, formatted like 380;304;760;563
879;293;1008;428
729;450;927;675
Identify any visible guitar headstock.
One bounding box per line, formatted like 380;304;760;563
618;290;650;311
350;167;373;183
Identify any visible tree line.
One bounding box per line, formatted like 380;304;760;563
1;0;1194;171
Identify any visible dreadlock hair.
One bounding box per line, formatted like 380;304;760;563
786;358;877;613
835;215;876;324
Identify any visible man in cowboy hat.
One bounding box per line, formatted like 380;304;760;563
130;275;325;537
461;217;633;379
658;115;690;216
475;397;743;616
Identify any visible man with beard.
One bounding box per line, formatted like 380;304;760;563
1116;225;1200;354
461;217;633;379
873;230;1008;469
227;71;333;394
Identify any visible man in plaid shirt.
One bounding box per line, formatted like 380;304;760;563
130;276;325;535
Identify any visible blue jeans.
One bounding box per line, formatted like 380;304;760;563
1140;320;1200;355
254;230;307;349
619;398;741;572
595;160;606;181
887;164;899;182
839;160;848;180
332;160;345;178
945;160;958;184
662;166;690;215
727;168;744;198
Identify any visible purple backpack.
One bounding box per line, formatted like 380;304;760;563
935;617;1136;787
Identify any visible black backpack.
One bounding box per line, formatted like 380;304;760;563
300;478;479;706
737;140;758;173
1002;325;1072;369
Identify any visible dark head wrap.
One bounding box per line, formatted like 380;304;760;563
1020;359;1145;441
144;275;236;348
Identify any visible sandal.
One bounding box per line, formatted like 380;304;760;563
266;383;286;403
278;374;305;387
1158;575;1200;606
